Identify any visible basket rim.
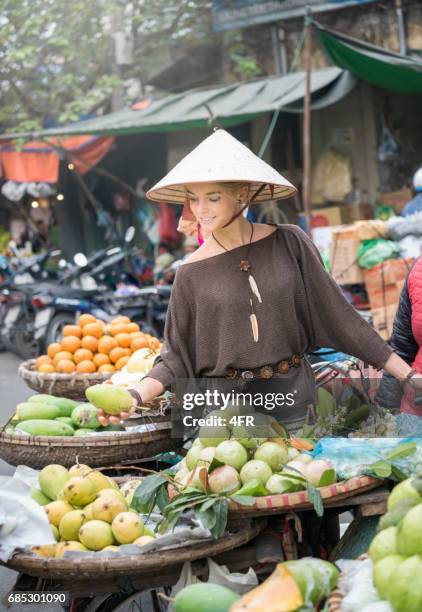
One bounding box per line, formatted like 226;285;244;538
228;475;381;514
5;520;265;576
19;359;113;382
0;424;174;446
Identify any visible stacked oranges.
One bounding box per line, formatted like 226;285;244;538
35;315;161;375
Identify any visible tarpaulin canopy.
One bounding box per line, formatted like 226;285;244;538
316;24;422;94
0;135;114;183
1;67;355;141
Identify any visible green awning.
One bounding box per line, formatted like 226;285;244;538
317;24;422;94
1;66;355;140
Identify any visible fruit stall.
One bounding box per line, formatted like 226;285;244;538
0;314;420;610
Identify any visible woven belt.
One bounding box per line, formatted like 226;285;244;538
225;355;302;381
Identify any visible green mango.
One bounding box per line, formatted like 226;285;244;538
16;402;61;421
15;419;74;437
28;395;78;417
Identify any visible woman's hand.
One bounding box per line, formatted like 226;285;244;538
97;397;137;427
97;378;165;426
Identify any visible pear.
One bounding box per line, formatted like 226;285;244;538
69;464;92;478
92;496;127;523
103;545;120;552
83;502;94;521
133;535;155;546
86;470;116;493
31;544;57;557
97;489;127;504
44;500;73;527
51;525;59;541
79;520;114;551
119;479;143;505
63;477;97;507
111;512;144;544
31;487;50;506
55;541;88;557
59;510;86;541
39;465;69;500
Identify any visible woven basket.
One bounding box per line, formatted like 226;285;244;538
228;476;381;516
19;359;114;401
3;520;264;580
327;554;368;612
0;415;179;469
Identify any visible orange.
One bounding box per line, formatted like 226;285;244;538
126;322;140;334
61;336;81;353
109;346;130;364
53;351;74;365
129;331;143;340
74;348;94;364
149;338;161;351
109;323;128;337
47;343;62;359
36;355;53;369
131;336;149;352
78;314;97;327
81;336;98;352
97;336;118;354
111;315;131;325
62;325;82;338
93;353;110;368
115;356;129;370
38;363;55;373
76;360;96;373
103;324;114;336
82;322;103;339
115;333;131;348
56;359;76;373
98;364;115;373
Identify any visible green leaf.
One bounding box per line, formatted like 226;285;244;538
370;460;392;479
307;483;324;517
200;497;219;512
131;474;168;514
207;456;224;473
318;469;336;487
156;486;169;512
230;494;255;506
210;498;228;538
386;442;417;461
391;465;409;482
197;506;218;531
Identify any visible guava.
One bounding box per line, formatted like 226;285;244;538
239;460;272;486
254;442;288;471
369;526;397;562
215;440;248;470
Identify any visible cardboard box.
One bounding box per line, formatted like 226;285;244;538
332;225;360;241
371;304;398;340
330;238;364;285
354;220;388;241
311;206;343;227
364;258;414;293
368;284;402;310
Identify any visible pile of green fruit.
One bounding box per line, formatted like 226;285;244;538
5;389;127;437
31;462;155;556
173;409;336;498
369;476;422;611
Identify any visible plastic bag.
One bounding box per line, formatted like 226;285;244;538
311;149;352;204
169;559;258;611
357;239;400;269
337;558;392;612
311;437;422;480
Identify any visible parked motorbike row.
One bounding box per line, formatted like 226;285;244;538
0;229;172;359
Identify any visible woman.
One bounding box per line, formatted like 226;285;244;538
106;130;422;429
376;256;422;414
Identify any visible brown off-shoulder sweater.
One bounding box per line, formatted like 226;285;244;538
147;224;393;389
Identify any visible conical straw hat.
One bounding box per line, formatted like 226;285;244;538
146;129;297;204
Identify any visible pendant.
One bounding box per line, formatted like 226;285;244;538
248;273;262;303
239;260;251;272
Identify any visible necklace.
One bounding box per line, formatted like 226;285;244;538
212;222;262;343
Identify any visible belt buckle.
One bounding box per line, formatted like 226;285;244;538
226;368;238;380
278;360;290;374
241;370;254;381
260;365;274;379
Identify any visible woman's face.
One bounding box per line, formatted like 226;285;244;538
185;183;243;233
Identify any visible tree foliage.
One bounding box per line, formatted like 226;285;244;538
0;0;262;133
